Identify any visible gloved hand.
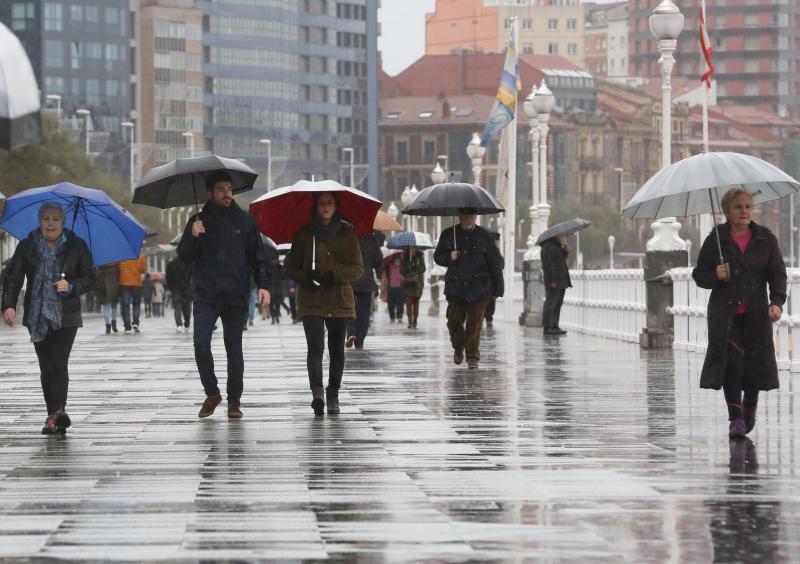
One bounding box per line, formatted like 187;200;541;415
319;271;336;287
305;269;321;288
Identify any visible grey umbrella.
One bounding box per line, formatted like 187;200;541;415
536;218;591;245
402;182;504;216
0;23;42;150
133;155;258;210
622;151;800;266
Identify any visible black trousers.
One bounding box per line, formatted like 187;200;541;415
193;301;247;402
173;294;191;328
33;326;78;414
723;314;759;419
387;287;404;320
302;316;347;391
543;287;566;329
347;291;372;348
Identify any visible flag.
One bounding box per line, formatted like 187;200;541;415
480;27;521;147
495;124;512;207
699;8;714;88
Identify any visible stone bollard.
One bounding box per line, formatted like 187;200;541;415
519;258;545;326
640;218;687;349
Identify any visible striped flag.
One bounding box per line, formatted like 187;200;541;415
699;8;714;88
480;26;521;147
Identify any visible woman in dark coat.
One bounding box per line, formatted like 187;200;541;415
540;233;572;335
97;262;120;334
1;202;96;435
692;187;786;439
400;245;426;329
285;192;363;416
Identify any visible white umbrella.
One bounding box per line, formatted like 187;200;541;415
0;22;42;150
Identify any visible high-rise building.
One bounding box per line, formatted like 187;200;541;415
200;0;379;196
425;0;585;69
628;0;800;117
584;2;628;78
0;1;133;170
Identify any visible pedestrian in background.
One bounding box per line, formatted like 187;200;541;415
142;272;155;318
540;233;572;336
166;255;192;333
692;187;786;439
383;254;404;323
1;202;96;435
285;191;363;416
268;256;287;324
97;262;120;334
401;245;426;329
434;209;503;370
347;232;382;349
151;276;165;317
118;250;146;333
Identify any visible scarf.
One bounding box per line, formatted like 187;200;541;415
311;214;342;240
28;231;64;343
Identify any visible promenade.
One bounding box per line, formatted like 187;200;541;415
0;307;799;561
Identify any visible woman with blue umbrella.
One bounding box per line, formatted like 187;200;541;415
1;202;96;435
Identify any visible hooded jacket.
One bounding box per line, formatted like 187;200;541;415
434;224;504;302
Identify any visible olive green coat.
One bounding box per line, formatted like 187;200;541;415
400;252;426;298
285;222;363;319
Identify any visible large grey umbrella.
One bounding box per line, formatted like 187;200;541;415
536;218;591;245
0;23;42;150
133;155;258;210
402;182;504;216
622;151;800;266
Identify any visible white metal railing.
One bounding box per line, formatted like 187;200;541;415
560;269;646;343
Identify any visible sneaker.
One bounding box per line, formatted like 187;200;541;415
53;410;71;433
467;359;479;370
453;350;464;365
198;394;222;418
729;419;747;439
227;401;243;419
743;407;757;434
41;414;57;435
111;320;118;333
124;328;131;334
345;335;357;349
105;324;111;334
132;324;140;333
176;326;182;333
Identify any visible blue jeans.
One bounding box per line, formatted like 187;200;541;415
247;288;257;322
119;286;142;330
193;301;247;402
102;302;118;325
347;291;372;348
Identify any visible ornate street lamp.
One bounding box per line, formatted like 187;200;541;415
76;108;91;155
523;84;540;260
430;163;446;185
466;132;486;185
533;80;555;244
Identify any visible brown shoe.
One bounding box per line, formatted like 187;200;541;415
198;394;222;418
345;335;357;349
467;359;479;370
228;401;243;419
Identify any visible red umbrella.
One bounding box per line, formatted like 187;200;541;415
249;180;382;244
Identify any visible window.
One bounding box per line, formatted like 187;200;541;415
744;13;758;27
44;40;64;68
71;77;81;95
70;41;81;69
423;139;436;163
44;76;64;94
523;42;534;54
106;80;120;97
105;44;120;71
523;18;532;30
567;18;577;31
70;5;82;21
44;2;63;31
548;43;559;55
418;110;434;118
548;19;558;31
87;78;100;104
86;6;98;22
86;43;102;59
568;43;577;55
11;2;35;30
386;111;401;119
744;82;758;95
396;140;408;164
745;60;758;72
105;7;119;25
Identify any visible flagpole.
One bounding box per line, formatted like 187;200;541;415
699;0;714;240
504;17;519;323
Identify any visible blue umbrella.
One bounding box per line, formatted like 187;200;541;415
387;231;435;250
0;182;147;266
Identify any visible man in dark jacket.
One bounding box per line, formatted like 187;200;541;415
177;171;271;419
166;256;192;332
433;209;503;369
540;233;572;335
346;233;383;349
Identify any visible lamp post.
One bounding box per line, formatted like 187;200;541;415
614;167;624;213
46;94;62;121
534;80;555;242
523;85;540;260
121;121;135;195
400;186;413;231
430;163;445;239
342;147;355;188
608;235;616;269
76;108;91;155
259;139;272;191
182;131;194;158
466;132;485;185
408;184;419;232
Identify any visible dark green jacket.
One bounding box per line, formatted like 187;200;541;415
400;252;426;298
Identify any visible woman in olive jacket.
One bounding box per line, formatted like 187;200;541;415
692;187;786;439
400;246;426;329
285;192;363;416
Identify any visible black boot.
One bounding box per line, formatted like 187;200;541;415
326;388;340;415
111;320;118;333
311;387;325;416
105;324;111;334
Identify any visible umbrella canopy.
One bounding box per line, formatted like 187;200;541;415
0;191;5;217
133;155;258;209
374;209;402;231
249;179;382;244
169;232;182;246
622;152;800;219
536;218;592;245
387;231;435;250
402;182;504;216
0;182;146;266
0;23;42;151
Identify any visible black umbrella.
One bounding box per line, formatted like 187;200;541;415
133;155;258;210
402;182;504;217
536;218;592;245
169;233;182;246
0;23;42;150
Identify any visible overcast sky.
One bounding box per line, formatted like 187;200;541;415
378;0;616;76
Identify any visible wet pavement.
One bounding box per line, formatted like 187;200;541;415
1;305;799;561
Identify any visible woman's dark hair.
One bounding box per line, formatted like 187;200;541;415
311;191;341;220
206;170;233;191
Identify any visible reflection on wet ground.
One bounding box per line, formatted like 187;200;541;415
0;309;799;561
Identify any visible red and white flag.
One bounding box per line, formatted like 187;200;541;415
699;8;714;88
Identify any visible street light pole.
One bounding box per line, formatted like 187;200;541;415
466;132;485;185
46;94;62;121
76;109;91;155
121;121;135;195
608;235;616;269
182;131;194;158
343;147;354;187
523;85;540;260
534;80;555;241
614;167;624;213
259;139;272;191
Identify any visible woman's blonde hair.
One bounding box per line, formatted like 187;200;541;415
720;187;753;214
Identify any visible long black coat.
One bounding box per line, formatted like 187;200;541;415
351;234;382;293
540;238;572;289
1;228;96;328
434;224;504;302
165;257;192;297
692;221;786;391
177;200;270;307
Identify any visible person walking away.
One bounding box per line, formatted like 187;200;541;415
118;251;146;333
692;187;786;439
541;233;572;335
285;191;363;415
346;232;382;349
97;262;120;334
151;277;165;317
384;255;404;323
177;171;271;419
2;202;96;434
166;255;192;333
268;257;286;324
400;245;426;329
286;277;299;323
434;209;503;370
142;272;155;318
483;230;501;328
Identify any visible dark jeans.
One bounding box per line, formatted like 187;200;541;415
193;301;247;403
120;285;143;330
173;294;191;328
484;298;496;322
288;295;298;320
347;290;372;348
446;299;489;362
144;299;152;317
405;296;420;322
543;287;566;329
302;316;347;391
387;287;404;320
724;314;759;420
33;326;78;414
